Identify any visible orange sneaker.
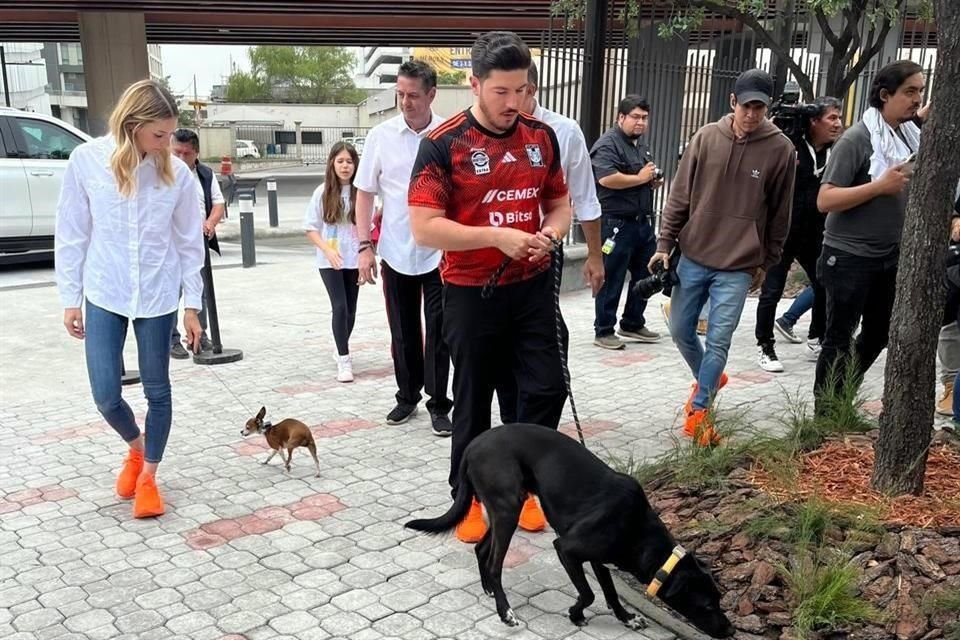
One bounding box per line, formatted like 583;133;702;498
133;474;165;518
683;372;730;416
683;409;722;447
518;495;546;532
455;498;487;543
116;448;144;499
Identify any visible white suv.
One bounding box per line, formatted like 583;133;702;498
0;107;91;260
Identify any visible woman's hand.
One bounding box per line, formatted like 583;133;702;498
324;247;344;270
63;308;84;339
183;309;202;354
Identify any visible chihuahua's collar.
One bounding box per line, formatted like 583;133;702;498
646;545;686;599
261;421;274;433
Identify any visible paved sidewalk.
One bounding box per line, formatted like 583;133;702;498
0;242;892;640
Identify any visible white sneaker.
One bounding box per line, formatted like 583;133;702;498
758;345;784;373
806;340;822;362
336;354;354;383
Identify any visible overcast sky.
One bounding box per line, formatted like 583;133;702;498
161;45;252;98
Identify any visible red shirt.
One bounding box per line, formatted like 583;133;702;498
408;109;569;287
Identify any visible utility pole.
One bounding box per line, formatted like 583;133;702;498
1;46;11;108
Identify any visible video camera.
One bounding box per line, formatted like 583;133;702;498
769;81;821;140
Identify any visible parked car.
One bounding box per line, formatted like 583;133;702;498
0;107;91;261
235;139;261;159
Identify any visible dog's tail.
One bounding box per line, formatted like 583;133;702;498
405;456;474;534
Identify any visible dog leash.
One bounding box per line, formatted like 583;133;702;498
482;240;587;448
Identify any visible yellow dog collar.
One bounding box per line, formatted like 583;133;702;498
646;545;687;598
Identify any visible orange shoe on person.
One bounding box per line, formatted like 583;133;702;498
455;498;487;543
133;474;165;518
518;495;547;532
683;373;730;416
116;448;144;499
683;409;722;447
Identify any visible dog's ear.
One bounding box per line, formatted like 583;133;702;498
257;406;266;420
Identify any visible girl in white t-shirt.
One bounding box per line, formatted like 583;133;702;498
304;142;362;382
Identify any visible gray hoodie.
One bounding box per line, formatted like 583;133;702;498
657;114;796;271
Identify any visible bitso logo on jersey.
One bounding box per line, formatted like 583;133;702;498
489;210;534;226
525;144;544;168
471;149;491;175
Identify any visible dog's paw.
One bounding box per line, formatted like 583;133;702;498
502;609;520;627
483;588;495;598
623;613;648;630
568;608;588;627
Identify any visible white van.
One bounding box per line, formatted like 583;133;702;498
0;107;91;261
235;139;261;159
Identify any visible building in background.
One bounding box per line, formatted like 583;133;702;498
355;46;411;87
0;42;51;113
0;42;162;131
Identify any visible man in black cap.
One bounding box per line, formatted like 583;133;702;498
649;68;796;444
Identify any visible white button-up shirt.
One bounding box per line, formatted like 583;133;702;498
355;113;444;276
533;102;602;222
55;136;205;318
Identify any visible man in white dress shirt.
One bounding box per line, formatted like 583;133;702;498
355;60;453;435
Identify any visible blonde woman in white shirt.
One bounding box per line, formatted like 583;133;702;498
304;142;362;383
55;79;205;519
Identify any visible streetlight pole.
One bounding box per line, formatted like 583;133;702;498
1;46;11;108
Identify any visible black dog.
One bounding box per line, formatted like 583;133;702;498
405;423;735;638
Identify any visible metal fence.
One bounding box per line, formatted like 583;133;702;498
539;4;937;194
232;124;372;164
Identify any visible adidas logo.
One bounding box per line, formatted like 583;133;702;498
502;152;518;164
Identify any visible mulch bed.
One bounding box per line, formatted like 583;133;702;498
640;430;960;640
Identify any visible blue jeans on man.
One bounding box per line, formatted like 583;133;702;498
85;301;176;463
670;256;752;410
594;216;658;337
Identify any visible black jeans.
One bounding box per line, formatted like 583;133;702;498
381;261;452;415
594;215;657;337
755;220;825;346
319;268;360;356
443;270;568;496
814;246;899;404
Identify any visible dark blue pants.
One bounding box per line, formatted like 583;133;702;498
594;216;657;337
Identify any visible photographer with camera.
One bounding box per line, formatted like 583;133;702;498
753;96;843;372
934;183;960;417
649;69;796;445
814;61;927;412
590;95;664;350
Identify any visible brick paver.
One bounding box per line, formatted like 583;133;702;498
0;240;903;640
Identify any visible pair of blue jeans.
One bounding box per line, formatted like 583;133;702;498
780;285;815;328
85;301;176;463
670;256;752;411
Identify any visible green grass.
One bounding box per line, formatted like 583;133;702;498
780;549;883;638
744;498;883;548
922;586;960;616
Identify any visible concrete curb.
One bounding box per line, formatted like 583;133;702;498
612;570;712;640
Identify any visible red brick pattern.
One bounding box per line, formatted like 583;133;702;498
183;494;344;550
35;413;147;445
559;419;620;439
503;537;541;568
0;484;78;514
728;371;776;386
600;352;655;367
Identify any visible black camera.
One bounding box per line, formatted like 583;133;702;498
654;167;664;181
769;81;821;140
633;252;680;299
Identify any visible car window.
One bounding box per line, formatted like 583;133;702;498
12;118;83;160
0;123;9;157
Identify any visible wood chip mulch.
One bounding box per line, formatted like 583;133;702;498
750;439;960;528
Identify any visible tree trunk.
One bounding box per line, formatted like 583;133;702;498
871;0;960;496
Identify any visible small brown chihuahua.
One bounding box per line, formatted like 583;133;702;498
242;407;320;477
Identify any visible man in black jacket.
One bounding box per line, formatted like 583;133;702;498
170;128;225;357
754;96;843;372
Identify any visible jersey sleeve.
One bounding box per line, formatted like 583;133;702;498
541;125;569;201
408;134;453;210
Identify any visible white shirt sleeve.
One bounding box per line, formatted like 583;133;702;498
303;186;325;233
210;172;225;206
564;127;603;222
171;168;206;310
54;152;92;309
353;126;382;194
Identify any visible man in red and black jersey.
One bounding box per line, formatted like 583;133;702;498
409;31;572;544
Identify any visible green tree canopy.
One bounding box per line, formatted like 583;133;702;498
225;46;366;104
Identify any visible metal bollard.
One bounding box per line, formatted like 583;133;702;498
193;238;244;365
239;194;256;268
267;178;278;228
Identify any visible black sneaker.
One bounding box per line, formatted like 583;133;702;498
386;403;418;425
199;335;213;352
170;343;190;360
774;317;803;344
430;412;453;437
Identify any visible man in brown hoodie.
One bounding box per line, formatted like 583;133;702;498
649;69;796;445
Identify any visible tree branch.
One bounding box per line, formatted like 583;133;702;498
682;0;815;97
814;7;840;49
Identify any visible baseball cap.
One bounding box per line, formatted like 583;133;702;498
734;69;774;106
